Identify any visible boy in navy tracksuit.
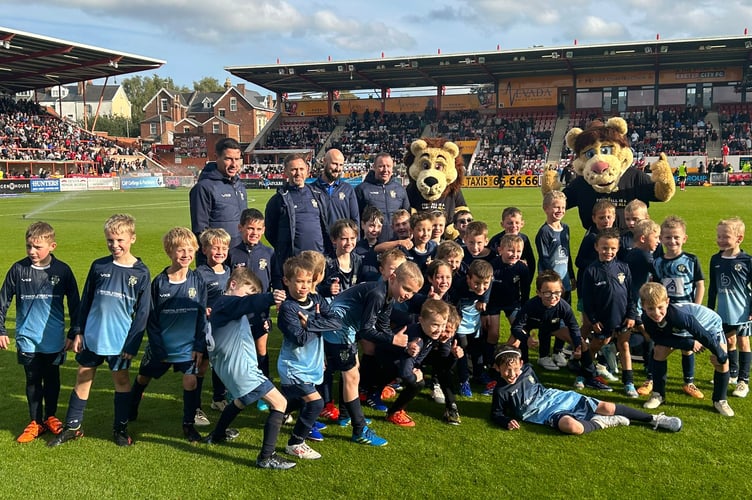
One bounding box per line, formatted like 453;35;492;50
0;221;80;443
229;208;275;407
379;299;452;427
355;206;384;282
277;256;342;459
129;228;208;442
49;214;151;447
447;259;493;397
580;229;639;396
510;270;606;391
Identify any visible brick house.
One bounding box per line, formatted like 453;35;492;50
140;79;274;145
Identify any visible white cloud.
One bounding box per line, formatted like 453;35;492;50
579;16;627;39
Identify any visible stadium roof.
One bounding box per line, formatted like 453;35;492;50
0;26;165;95
227;35;752;94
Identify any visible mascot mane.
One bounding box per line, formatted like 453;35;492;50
403;137;465;196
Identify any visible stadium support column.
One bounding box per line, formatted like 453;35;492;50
381;88;386;115
436;86;442;116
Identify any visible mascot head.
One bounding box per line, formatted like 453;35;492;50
566;117;634;194
404;138;464;202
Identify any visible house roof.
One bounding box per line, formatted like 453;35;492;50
0;26;164;94
35;83;121;102
226;35;752;94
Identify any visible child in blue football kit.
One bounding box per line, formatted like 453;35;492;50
202;267;295;470
639;282;734;417
195;228;232;416
49;214;151;447
324;261;424;446
708;217;752;398
128;228;208;442
0;221;80;443
228;208;275;411
277;256;342;460
491;347;682;434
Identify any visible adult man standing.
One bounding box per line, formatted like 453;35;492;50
311;148;359;229
265;153;329;286
355;152;409;242
189;138;247;262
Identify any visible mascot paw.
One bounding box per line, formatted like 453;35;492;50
541;169;561;195
649;152;676;202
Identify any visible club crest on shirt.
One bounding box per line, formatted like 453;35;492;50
128;276;138;287
311;199;318;208
338;192;346;200
50;275;60;286
259;259;268;270
677;264;687;273
617;272;625;284
188;287;197;299
390;190;396;198
527;375;535;384
735;263;743;272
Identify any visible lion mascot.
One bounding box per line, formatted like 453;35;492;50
404;138;468;237
541;117;675;229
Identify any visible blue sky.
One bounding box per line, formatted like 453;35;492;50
2;0;750;93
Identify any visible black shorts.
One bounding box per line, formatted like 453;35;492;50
324;342;358;372
76;348;131;371
17;351;65;367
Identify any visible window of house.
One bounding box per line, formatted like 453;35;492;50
160;98;168;112
212;123;220;133
150;123;157;135
184;127;190;133
230;98;237;112
218;108;226;117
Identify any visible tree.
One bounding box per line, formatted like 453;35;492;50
192;77;224;93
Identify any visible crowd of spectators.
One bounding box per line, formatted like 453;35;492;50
470;111;554;175
259;116;337;151
718;104;752;154
0;96;145;176
330;110;425;168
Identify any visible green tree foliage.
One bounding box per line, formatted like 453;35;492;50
78;114;133;137
192;77;225;92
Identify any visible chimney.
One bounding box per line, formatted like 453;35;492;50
237;83;246;95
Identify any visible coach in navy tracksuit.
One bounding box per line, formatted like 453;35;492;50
355;152;409;242
189;138;248;262
265;153;329;288
311;148;360;230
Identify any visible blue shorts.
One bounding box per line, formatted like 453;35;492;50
548;395;600;429
76;348;131;371
324;342;358;372
236;379;275;407
281;383;319;401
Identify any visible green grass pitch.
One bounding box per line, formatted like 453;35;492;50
0;185;750;499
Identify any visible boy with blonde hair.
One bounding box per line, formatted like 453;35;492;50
196;228;232;413
129;227;208;442
49;214;151;447
639;282;733;416
652;215;705;400
535;191;574;368
625;219;662;396
0;222;80;443
708;217;752;398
